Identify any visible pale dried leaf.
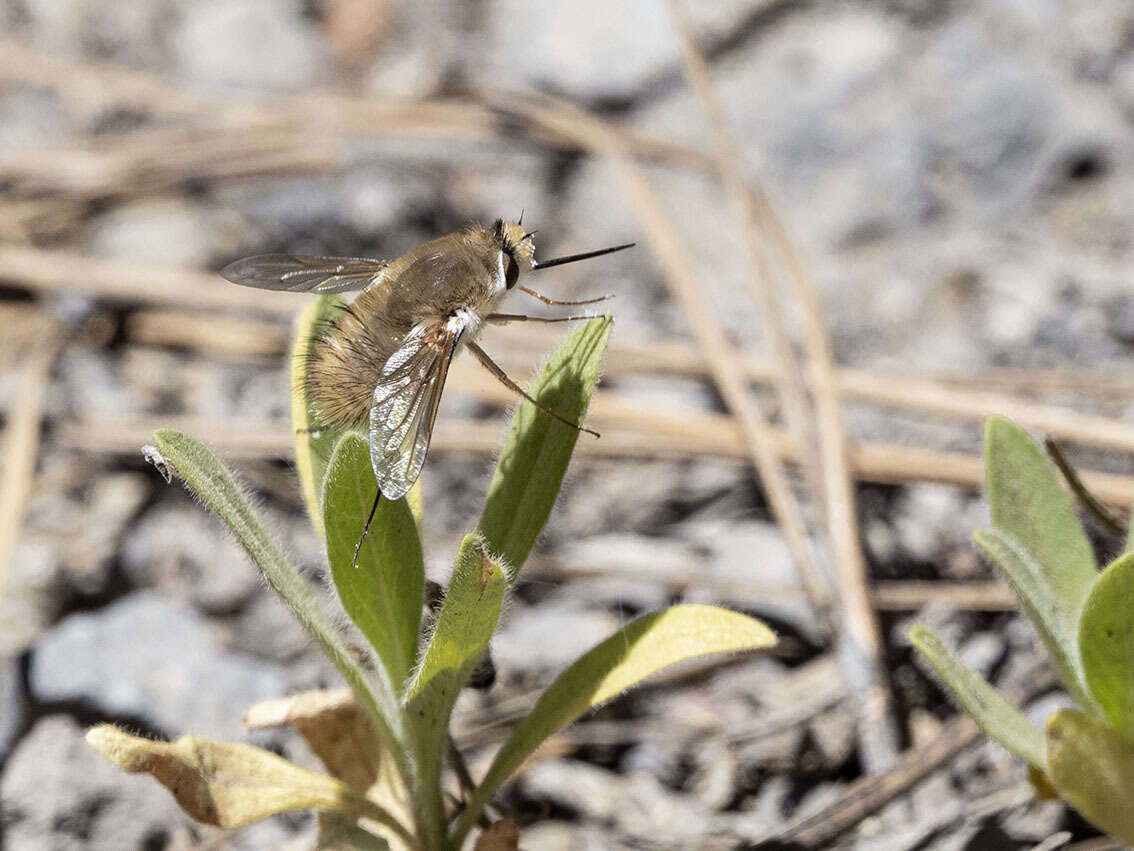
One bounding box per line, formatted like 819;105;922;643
87;724;356;828
474;819;519;851
244;689;383;791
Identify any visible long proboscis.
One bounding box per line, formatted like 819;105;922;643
531;242;635;270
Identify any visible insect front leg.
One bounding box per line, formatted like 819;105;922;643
485;313;610;324
516;285;614;306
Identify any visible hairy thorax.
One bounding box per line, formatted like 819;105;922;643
304;229;505;428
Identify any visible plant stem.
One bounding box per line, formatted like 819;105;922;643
357;797;418;848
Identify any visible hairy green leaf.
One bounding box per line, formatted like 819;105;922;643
985;417;1097;580
406;535;508;849
984;416;1097;619
1079;552;1134;739
323;433;423;691
1048;708;1134;843
975;528;1097;712
451;604;774;846
478;317;611;573
292;295;350;540
910;624;1046;770
150;429;405;770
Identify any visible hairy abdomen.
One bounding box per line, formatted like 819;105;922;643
304;297;403;428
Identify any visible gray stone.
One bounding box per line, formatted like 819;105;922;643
121;501;262;613
892;484;979;564
520;759;623;823
998;797;1066;844
552;459;686;537
30;591;287;739
727;775;791;841
0;654;24;762
1024;691;1075;731
474;0;677;103
87;199;239;268
56;347;147;419
735;724;805;772
0;538;65;656
521;759;713;843
552;533;697;610
514;821;614;851
0;87;75;150
618;769;713;841
791;780;847;822
491;599;620;674
958;631;1006;681
687;735;736;811
558;157;761;346
620;736;684;788
0;715;187;851
173;0;326;91
22;0;174;65
472;0;761;103
807;705;857;770
231;590;315;662
64;472;149;595
678;517;818;641
908;771;963;834
1107;295;1134;346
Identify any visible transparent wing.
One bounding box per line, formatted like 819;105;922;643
220;254;389;294
368;324;460;500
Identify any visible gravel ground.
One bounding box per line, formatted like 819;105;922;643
2;1;1134;848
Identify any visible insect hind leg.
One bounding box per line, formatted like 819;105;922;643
466;341;599;438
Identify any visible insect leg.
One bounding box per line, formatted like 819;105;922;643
466;341;599;438
485;312;609;324
518;285;614;306
351;488;383;569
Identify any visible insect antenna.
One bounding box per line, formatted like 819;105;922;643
351;489;382;569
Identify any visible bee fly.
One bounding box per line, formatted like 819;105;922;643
221;218;632;564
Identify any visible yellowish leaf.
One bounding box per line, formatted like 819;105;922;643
244;689;384;792
86;724;357;828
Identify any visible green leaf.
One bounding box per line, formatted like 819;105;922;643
405;535;508;849
1048;708;1134;843
478;317;611;573
975;528;1098;712
1079;552;1134;739
292;295;350;541
984;415;1097;619
910;624;1046;770
86;725;360;828
451;604;774;846
985;416;1097;579
150;429;405;772
323;433;424;691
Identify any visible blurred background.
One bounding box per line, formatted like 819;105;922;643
2;0;1134;848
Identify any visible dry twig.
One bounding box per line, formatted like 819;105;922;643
54;412;1134;505
668;2;895;767
0;327;61;595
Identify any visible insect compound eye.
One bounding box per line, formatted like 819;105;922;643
504;252;519;289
